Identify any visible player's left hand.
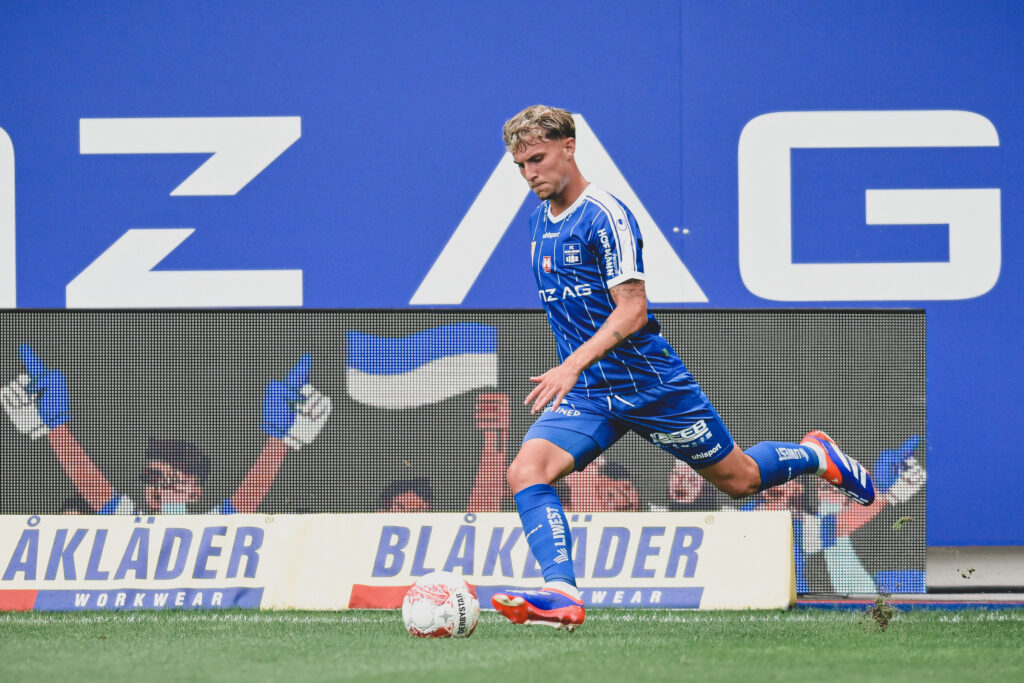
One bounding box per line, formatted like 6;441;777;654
525;363;580;414
261;354;332;450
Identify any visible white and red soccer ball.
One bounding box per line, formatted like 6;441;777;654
401;571;480;638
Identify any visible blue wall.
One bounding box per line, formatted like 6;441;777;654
1;1;1021;544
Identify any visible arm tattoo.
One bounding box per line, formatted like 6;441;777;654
585;330;626;368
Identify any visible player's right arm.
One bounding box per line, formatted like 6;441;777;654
1;344;114;511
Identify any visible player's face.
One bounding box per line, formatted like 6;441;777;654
567;468;641;512
387;491;431;513
668;463;706;504
600;477;641;511
142;460;202;513
512;137;576;203
761;478;804;510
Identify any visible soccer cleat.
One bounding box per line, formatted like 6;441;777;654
491;588;585;631
801;430;876;505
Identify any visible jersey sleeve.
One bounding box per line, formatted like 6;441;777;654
209;499;237;515
97;492;136;515
589;199;645;288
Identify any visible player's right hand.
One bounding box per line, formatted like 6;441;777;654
0;344;71;438
525;363;581;414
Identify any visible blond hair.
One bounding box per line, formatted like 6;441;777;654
502;105;575;154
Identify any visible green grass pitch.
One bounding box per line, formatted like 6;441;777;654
1;608;1022;682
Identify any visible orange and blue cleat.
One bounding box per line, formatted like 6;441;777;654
491;587;585;631
802;430;875;505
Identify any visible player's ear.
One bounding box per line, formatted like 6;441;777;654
564;137;576;159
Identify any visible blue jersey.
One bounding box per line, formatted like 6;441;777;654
529;184;686;397
97;492;236;515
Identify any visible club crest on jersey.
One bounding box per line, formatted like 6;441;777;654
563;242;582;265
542;255;553;273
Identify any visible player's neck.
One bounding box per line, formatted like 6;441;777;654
549;177;589;217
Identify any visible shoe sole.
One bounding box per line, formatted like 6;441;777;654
491;594;584;631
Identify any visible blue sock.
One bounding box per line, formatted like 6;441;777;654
746;441;820;491
513;484;576;586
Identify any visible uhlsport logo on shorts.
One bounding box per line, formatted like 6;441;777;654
690;442;723;461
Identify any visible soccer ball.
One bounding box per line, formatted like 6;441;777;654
401;571;480;638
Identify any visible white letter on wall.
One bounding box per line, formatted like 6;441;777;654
738;110;1000;301
0;127;14;307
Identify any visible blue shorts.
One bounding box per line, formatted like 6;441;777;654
523;373;734;471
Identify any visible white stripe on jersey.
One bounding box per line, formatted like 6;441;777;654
586;188;639;283
626;336;663;383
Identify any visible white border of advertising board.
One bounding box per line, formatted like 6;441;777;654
0;512;794;611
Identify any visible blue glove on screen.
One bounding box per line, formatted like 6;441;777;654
262;355;309;438
873;435;921;494
262;354;331;450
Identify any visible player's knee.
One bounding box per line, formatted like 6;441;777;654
506;459;538;492
506;456;559;493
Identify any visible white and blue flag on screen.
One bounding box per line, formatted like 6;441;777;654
345;323;497;409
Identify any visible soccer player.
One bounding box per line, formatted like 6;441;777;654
490;105;876;631
1;344;331;514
